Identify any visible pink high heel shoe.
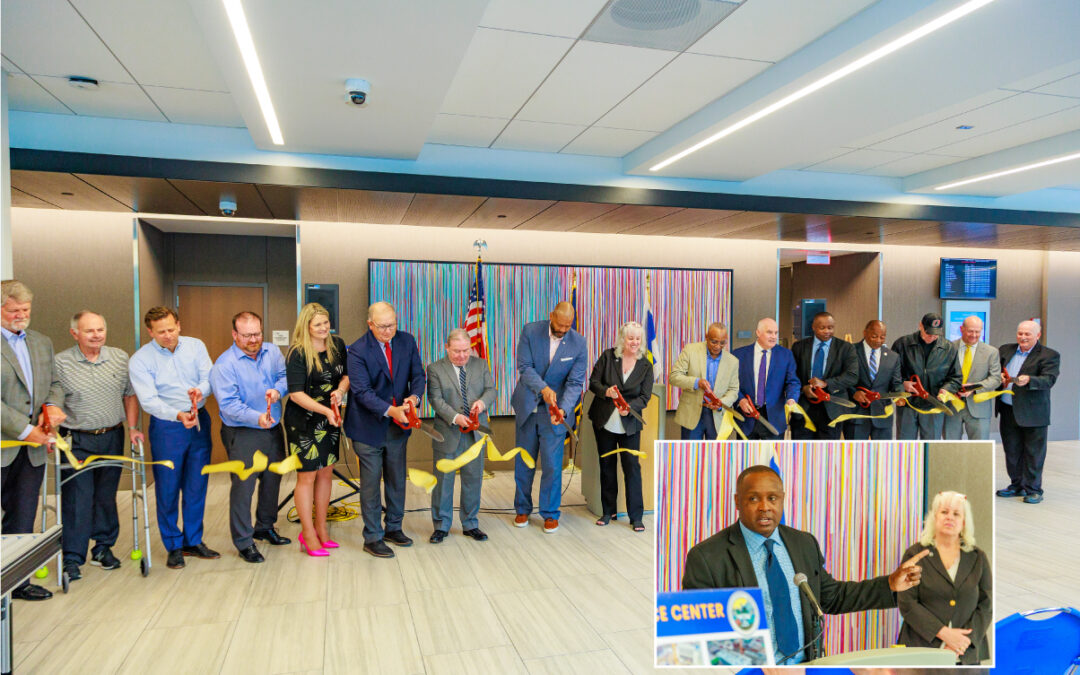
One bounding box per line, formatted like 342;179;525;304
321;539;340;549
298;533;329;557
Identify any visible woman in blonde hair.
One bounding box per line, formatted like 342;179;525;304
897;490;991;664
283;303;349;556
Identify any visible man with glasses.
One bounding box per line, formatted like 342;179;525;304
345;302;426;558
210;311;290;563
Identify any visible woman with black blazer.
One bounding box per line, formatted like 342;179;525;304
587;321;654;532
898;490;992;664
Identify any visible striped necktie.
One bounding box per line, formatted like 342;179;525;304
869;348;878;381
458;364;469;414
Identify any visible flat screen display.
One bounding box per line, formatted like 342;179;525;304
940;258;997;299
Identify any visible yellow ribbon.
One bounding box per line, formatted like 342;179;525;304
1;440;40;448
939;390;966;412
785;402;816;432
828;403;895;427
599;447;647;458
435;435;536;473
408;468;438;493
972;389;1012;404
201;450;267;480
268;454;303;475
715;408;747;440
12;435;177;472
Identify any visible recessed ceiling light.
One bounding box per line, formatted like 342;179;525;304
955;125;974;130
649;0;998;171
67;76;98;90
933;150;1080;191
223;0;284;145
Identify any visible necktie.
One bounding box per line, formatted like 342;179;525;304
756;350;768;406
869;349;878;381
764;539;800;658
961;345;973;384
812;343;825;380
458;365;469;415
385;341;395;405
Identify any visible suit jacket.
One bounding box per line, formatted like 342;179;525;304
897;543;992;665
668;342;739;433
682;523;896;660
344;330;426;447
2;329;64;467
952;339;1001;419
849;340;903;429
995;342;1059;427
426;355;496;454
587;348;655;436
510;321;588;428
891;331;962;395
731;344;801;437
791;337;858;420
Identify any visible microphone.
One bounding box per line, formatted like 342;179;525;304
793;572;824;618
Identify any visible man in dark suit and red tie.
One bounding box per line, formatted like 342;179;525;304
846;320;903;440
733;318;801;440
346;301;426;558
789;312;859;440
995;320;1060;505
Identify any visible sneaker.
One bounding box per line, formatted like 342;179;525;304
514;513;529;528
63;563;82;581
1023;493;1044;504
543;518;559;533
90;548;121;570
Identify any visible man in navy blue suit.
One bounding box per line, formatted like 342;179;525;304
345;301;426;558
732;318;800;440
511;302;588;533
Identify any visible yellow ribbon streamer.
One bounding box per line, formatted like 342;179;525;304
599;447;647;458
435;435;537;473
939;390;966;412
201;450;267;480
268;454;303;475
785;402;816;432
408;468;438;493
13;435;177;472
1;440;40;448
715;408;747;440
972;389;1012;404
828;403;895;427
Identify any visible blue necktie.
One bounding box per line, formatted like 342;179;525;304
812;343;825;380
764;539;800;658
868;348;878;381
458;365;469;415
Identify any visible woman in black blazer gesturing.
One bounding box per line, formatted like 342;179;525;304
898;490;992;664
587;321;654;532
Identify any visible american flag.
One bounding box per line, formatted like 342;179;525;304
463;256;488;361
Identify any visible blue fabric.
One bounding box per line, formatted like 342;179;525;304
868;347;878;381
210;343;287;429
740;522;805;664
128;336;212;422
732;344;801;437
458;365;469;415
812;337;831;380
705;351;721;388
680;406;717;440
148;408;211;551
509;320;588;426
765;538;801;660
432;430;483;531
514;410;566;520
999;347;1032;407
344;330;426;447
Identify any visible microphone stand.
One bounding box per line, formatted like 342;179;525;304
775;620;824;665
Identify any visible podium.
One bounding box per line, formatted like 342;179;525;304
807;646;957;666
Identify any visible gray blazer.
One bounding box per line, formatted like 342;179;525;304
426;355;496;455
952;339;1001;419
2;329;65;467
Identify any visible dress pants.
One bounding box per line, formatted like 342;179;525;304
943;405;990;440
593;424;644;523
354;427;408;543
220;424;284;550
895;403;945;440
748;405;781;440
148;408;211;552
514;408;567;520
1;447;45;592
844;418;893;440
998;403;1048;495
431;431;483;532
790;403;841;440
680;407;717;440
60;428;123;565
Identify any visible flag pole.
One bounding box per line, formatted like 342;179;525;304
564;269;581;474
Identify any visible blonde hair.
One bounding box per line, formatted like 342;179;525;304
614;321;645;360
288;303;339;374
1;280;33;305
918;490;976;552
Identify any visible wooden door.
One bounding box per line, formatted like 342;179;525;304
177;284;265;462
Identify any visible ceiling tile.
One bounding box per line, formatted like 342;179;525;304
70;0;229;91
400;193;487;227
479;0;608;38
598;52;769;132
144;86;244;127
871;93;1078;154
561;127;656;157
458;198;556;229
1034;73;1080;99
804;148;911;173
514;201;621;230
4;73;72;115
2;56;24;73
689;0;876;62
933;104;1080;158
427;114;508;147
787;147;857;171
440;29;573;118
11;188;60;209
516;41;674;126
999;58;1080;92
34;75;166;122
491;120;586;152
847;90;1016;149
861;153;967;178
0;0;133;82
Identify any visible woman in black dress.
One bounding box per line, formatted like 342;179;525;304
284;303;349;555
587;321;655;532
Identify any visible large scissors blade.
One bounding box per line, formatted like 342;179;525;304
418;423;445;443
756;415;780;437
829;395;858;409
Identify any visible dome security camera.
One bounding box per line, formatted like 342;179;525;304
345;78;370;106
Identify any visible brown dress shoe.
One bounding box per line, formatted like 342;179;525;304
543;518;559;533
514;513;529;528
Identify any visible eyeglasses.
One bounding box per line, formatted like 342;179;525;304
371;322;396;331
238;332;263;340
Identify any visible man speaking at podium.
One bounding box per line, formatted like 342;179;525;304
682;466;929;664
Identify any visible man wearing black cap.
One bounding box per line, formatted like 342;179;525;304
890;313;962;440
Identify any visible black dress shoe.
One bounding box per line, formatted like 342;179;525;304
363;540;395;558
462;528;488;541
182;543;221;559
238;544;265;563
12;583;53;601
1023;493;1044;504
253;529;291;546
167;549;186;569
91;548;121;570
383;530;413;547
996;487;1024;497
429;530;448;544
63;563;82;581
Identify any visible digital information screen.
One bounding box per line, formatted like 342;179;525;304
940;259;997;299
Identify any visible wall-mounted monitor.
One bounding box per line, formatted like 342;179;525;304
304;284;339;333
940;258;997;299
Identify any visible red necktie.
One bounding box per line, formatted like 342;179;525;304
385;340;395;405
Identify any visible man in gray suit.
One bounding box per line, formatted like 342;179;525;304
1;280;67;601
426;329;496;544
944;315;1001;440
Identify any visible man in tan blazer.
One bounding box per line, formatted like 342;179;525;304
944;315;1001;440
669;322;739;439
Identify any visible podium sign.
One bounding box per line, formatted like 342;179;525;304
656;588;775;667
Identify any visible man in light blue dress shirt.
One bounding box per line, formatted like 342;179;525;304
129;306;219;569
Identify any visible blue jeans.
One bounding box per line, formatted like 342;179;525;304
148;409;212;552
514;410;567;520
680;407;717;440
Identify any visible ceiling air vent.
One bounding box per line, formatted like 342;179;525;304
584;0;742;51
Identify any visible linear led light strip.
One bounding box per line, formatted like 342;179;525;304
934;150;1080;190
649;0;997;172
223;0;284;145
